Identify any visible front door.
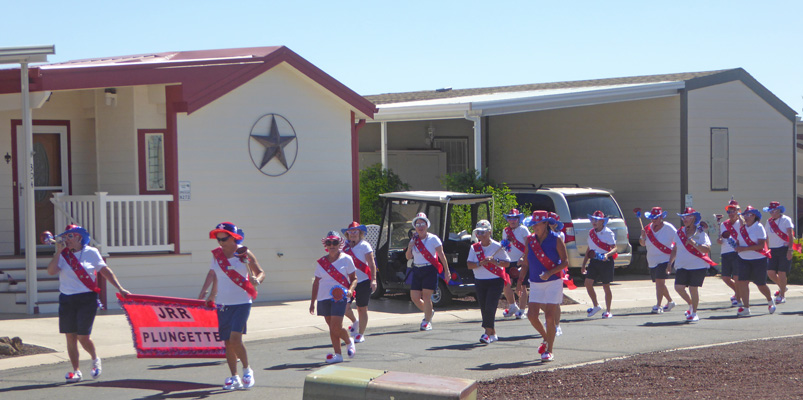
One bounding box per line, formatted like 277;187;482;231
14;122;70;253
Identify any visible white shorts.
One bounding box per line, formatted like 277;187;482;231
528;279;563;305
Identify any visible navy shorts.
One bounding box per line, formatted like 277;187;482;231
59;292;99;335
674;268;706;287
649;262;670;281
317;299;348;317
353;279;371;307
586;259;614;284
768;247;792;273
738;257;768;285
720;252;740;278
217;303;251;341
411;264;438;291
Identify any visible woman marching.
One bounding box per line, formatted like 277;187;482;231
467;220;511;344
517;211;568;362
670;208;715;322
309;231;358;364
718;199;744;307
199;222;265;390
734;206;777;317
47;224;130;383
638;207;676;314
763;201;795;304
341;222;378;343
500;209;529;319
581;211;617;319
548;212;570;336
406;212;451;331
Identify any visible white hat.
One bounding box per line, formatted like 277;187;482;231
412;212;430;228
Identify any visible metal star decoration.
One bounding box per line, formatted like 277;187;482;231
251;116;296;170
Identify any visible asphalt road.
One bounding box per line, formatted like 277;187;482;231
1;296;801;400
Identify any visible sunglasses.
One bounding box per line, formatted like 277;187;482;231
726;210;738;214
324;240;340;246
414;222;427;227
216;236;230;243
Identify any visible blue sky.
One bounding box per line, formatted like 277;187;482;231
2;1;801;114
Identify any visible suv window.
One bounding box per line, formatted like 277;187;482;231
566;194;622;219
513;193;555;213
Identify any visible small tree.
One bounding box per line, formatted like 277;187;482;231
359;164;410;225
441;169;517;238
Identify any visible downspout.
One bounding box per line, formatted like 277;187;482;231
680;90;688;211
380;121;388;170
464;111;482;177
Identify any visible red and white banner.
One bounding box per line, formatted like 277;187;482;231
117;293;225;358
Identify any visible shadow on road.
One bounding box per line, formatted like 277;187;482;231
640;321;689;327
467;359;544;371
82;379;220;399
148;361;225;370
264;362;324;371
0;382;65;394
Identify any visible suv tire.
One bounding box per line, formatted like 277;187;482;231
431;280;453;307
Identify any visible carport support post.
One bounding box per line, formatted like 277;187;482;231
21;62;38;314
380;121;388;169
466;113;482;177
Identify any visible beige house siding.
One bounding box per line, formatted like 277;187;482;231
488;96;682;235
687;81;794;225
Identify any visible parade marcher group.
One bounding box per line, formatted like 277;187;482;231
671;208;714;322
467;220;511;344
406;212;451;331
639;207;677;314
341;222;378;343
581;210;617;319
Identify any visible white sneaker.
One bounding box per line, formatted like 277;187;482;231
730;296;739;307
242;367;254;389
348;319;359;336
490;334;498;342
503;303;519;318
354;334;365;343
420;321;432;331
737;307;751;317
325;353;343;364
91;358;102;379
587;305;602;317
651;305;663;314
602;311;613;319
686;312;699;322
555;326;562;337
515;309;525;319
769;303;777;314
776;296;786;304
663;301;676;312
347;340;356;358
223;375;243;390
541;351;554;362
479;334;491;344
65;370;82;383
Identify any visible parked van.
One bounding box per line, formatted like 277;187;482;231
509;185;632;268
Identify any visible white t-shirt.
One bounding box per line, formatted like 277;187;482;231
345;240;374;282
719;219;741;254
587;227;616;254
644;222;676;268
737;222;768;260
314;252;356;301
501;225;530;261
58;246;106;295
411;234;443;266
672;228;712;270
766;215;794;249
467;240;511;280
209;248;253;306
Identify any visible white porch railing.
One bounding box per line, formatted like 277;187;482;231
51;192;174;256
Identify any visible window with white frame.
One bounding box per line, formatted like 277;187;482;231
145;133;165;191
433;137;468;174
711;128;729;191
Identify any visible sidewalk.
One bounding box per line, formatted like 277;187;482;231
1;275;797;372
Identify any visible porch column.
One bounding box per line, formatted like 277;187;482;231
465;113;482;177
21;62;38;314
380;121;388;169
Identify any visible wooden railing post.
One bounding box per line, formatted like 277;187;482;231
52;192;66;232
95;192;109;257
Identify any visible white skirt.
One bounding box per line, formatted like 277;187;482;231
528;279;563;304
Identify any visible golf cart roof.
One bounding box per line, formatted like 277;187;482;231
380;191;493;205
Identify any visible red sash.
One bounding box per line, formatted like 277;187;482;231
739;224;772;258
414;235;444;274
527;234;575;289
588;229;618;260
212;248;257;300
645;224;672;255
768;218;790;243
317;256;351;289
504;227;526;254
343;243;372;280
676;228;718;266
723;220;739;242
61;248;101;293
472;243;510;286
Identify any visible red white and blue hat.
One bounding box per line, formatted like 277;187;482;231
526;210;551;226
644;207;668;220
548;212;564;230
209;222;244;244
741;205;762;221
321;231;344;249
412;212;430;228
587;210;609;225
341;221;367;234
725;198;740;211
763;201;785;213
57;224;91;246
677;207;701;225
503;208;524;222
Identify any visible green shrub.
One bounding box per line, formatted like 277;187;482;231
359;164;410;225
441;170;517;238
789;238;803;284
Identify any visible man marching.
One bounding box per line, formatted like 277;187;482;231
733;206;776;317
500;209;530;319
581;210;617;319
670;208;715;323
718;199;743;307
638;207;676;314
763;202;795;304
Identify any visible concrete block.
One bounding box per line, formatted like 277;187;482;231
303;365;385;400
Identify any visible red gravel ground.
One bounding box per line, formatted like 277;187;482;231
479;335;803;399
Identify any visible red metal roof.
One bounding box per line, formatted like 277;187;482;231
0;46;376;117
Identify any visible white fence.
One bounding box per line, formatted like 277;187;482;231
52;192;174;255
